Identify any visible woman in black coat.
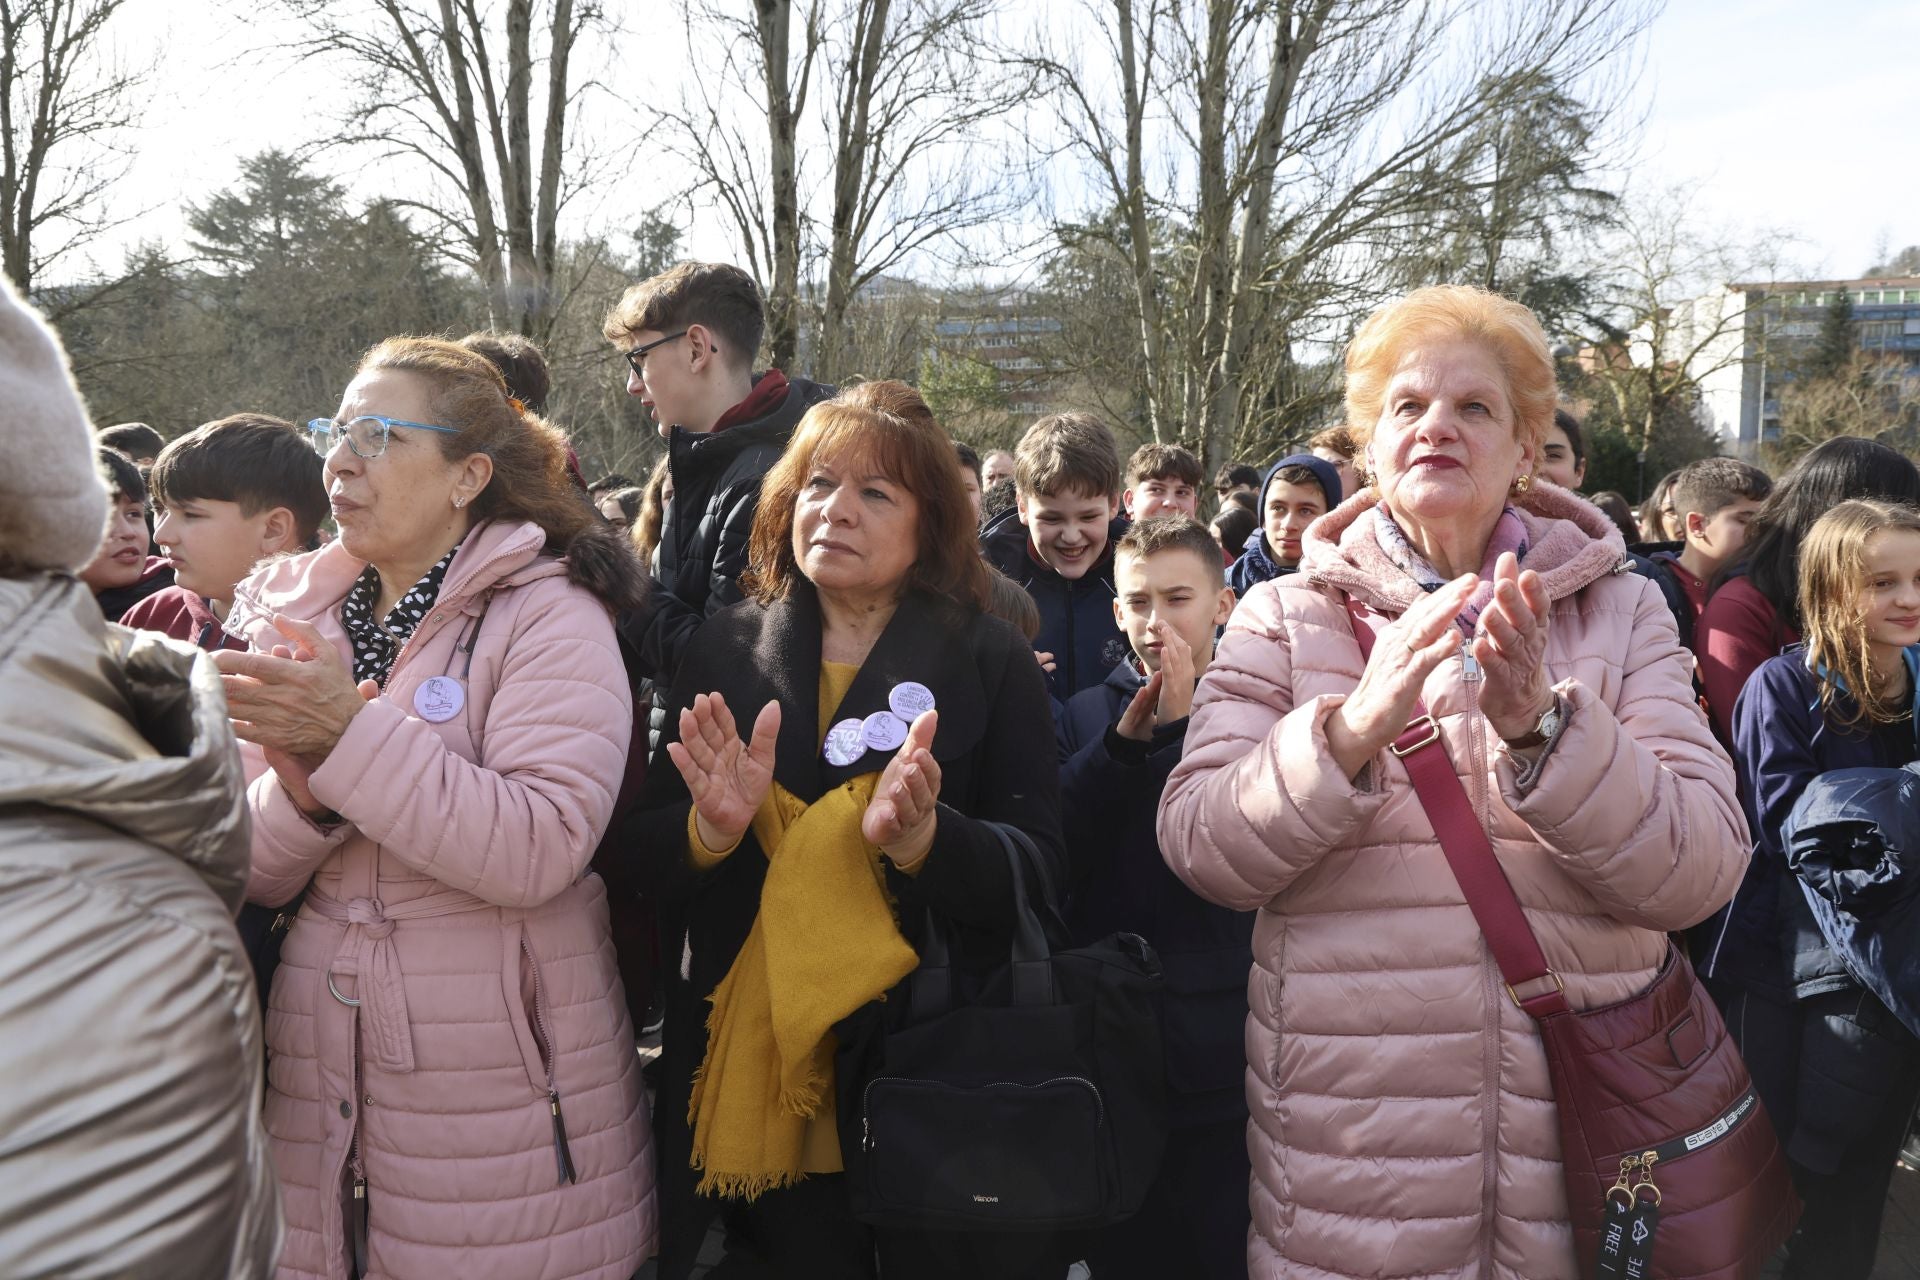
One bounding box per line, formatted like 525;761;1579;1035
622;381;1067;1280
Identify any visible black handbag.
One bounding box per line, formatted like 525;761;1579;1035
842;821;1168;1232
235;892;305;1011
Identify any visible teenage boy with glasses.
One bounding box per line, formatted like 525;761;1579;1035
600;261;835;757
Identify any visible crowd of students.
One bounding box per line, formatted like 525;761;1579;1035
8;256;1920;1280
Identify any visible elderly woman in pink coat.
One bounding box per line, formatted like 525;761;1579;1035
1157;286;1749;1279
211;338;658;1280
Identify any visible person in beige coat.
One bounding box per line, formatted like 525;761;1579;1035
0;277;281;1277
1158;285;1750;1279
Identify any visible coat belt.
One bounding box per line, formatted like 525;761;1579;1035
311;889;494;1074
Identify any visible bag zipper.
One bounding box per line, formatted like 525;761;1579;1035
522;938;576;1184
860;1074;1105;1153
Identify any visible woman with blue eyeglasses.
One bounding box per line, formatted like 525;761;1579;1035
209;337;659;1280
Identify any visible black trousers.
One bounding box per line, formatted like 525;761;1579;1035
1083;1115;1249;1280
703;1174;1077;1280
1721;983;1920;1280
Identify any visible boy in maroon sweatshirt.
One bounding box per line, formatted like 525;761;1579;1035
121;414;326;651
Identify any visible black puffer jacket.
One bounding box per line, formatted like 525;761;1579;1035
618;373;835;755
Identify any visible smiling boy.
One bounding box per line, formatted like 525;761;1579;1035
1056;516;1249;1280
1121;442;1203;521
980;412;1130;697
120;415;326;650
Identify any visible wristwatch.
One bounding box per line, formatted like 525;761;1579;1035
1502;696;1563;750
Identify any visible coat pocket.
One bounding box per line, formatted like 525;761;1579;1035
503;925;577;1186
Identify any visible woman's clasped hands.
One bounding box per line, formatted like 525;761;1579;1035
1325;552;1553;780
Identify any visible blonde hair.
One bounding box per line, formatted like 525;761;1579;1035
1800;498;1920;728
1342;285;1557;454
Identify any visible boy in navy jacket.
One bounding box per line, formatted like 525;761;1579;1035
1056;516;1250;1280
981;411;1131;699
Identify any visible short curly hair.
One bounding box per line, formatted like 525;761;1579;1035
1343;285;1556;454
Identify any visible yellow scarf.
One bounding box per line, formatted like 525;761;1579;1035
686;697;921;1199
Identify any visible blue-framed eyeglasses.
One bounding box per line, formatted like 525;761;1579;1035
308;415;462;459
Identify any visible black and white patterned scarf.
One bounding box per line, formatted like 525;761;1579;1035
340;545;458;686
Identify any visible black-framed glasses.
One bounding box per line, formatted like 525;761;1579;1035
308;414;461;460
624;329;690;378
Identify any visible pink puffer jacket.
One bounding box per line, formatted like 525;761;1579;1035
1158;485;1748;1280
226;520;657;1280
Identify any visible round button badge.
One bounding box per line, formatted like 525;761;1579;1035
862;710;908;752
888;680;936;722
824;718;867;767
413;676;465;723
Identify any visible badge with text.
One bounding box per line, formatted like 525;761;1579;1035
824;718;867;767
413;676;465;723
888;680;936;723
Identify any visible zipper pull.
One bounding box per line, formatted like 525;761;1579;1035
1462;648;1481;681
350;1177;370;1278
549;1089;577;1185
1594;1155;1640;1279
1620;1152;1662;1275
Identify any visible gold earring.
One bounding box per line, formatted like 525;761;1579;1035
1511;474;1533;495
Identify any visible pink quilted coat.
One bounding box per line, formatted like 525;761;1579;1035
226;519;657;1280
1158;485;1748;1279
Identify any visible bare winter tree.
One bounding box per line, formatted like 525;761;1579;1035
1034;0;1658;472
658;0;822;370
0;0;145;301
1573;183;1793;480
663;0;1026;379
279;0;615;339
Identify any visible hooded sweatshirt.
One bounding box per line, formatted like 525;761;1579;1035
1228;453;1343;596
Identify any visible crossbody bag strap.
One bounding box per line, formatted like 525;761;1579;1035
1342;594;1571;1019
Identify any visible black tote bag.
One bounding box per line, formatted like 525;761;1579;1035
839;822;1168;1232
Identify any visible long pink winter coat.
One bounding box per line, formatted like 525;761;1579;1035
226;519;657;1280
1157;485;1749;1280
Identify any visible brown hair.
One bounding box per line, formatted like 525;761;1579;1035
1126;442;1203;489
1801;499;1920;728
743;381;991;610
149;414;328;545
98;421;164;459
985;566;1041;642
629;454;670;567
1210;504;1256;554
1307;424;1357;460
1117;515;1227;589
1343;285;1557;453
1671;457;1772;523
355;337;648;610
1015;412;1121;500
601;261;764;369
460;331;552;413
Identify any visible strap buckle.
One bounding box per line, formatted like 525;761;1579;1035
1390;714;1441;757
1506;969;1566;1009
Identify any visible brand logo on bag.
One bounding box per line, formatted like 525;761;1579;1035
1683;1093;1755;1152
972;1194;999;1203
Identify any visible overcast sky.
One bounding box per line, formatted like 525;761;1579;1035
83;0;1919;286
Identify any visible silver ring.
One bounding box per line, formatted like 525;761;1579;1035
327;969;361;1008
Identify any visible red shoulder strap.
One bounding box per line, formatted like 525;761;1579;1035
1343;595;1570;1018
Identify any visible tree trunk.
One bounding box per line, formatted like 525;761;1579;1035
757;0;804;371
820;0;889;380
